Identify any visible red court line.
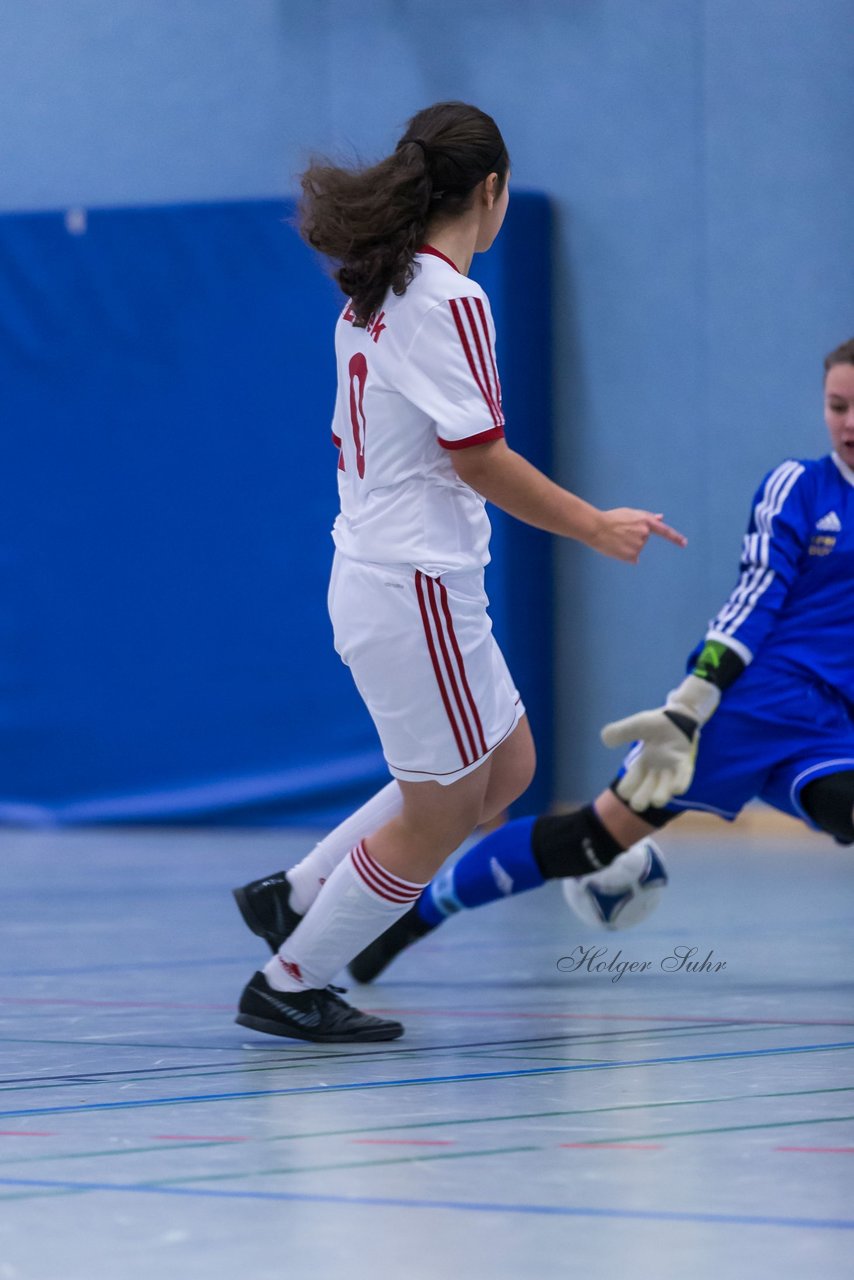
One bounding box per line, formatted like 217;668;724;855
1;996;852;1029
0;997;233;1011
778;1152;854;1162
0;1130;56;1137
559;1143;664;1150
152;1134;249;1143
350;1139;457;1146
375;1008;854;1028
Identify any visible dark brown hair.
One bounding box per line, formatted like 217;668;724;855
824;338;854;375
299;101;509;325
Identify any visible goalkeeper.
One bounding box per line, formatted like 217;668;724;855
233;338;854;980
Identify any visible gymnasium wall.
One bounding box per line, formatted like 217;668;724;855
2;0;852;806
0;195;552;826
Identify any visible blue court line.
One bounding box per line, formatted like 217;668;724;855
0;1176;851;1229
0;1039;851;1119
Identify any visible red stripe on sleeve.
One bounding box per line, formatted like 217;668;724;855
473;297;503;415
448;298;502;428
460;296;502;426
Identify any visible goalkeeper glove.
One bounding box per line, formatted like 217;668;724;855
600;674;722;812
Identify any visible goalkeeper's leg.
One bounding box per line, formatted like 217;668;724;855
348;787;677;983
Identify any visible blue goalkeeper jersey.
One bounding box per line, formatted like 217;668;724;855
693;452;854;708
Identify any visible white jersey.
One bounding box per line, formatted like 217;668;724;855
330;247;505;575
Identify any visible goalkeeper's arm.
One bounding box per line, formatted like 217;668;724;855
600;639;747;812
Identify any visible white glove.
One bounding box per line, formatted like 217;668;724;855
600;675;721;812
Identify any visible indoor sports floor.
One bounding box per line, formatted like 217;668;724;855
1;823;852;1280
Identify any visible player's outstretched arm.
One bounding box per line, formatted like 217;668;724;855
450;438;686;563
601;640;746;811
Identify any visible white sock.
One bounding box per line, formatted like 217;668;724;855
264;841;426;992
286;781;404;915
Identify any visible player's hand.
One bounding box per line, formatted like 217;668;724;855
592;510;687;563
601;708;699;811
600;675;721;812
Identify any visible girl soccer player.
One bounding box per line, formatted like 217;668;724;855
235;101;686;1041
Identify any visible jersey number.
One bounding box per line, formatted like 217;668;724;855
348;353;368;479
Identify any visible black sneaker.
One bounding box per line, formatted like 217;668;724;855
232;871;302;953
347;905;434;984
235;971;404;1043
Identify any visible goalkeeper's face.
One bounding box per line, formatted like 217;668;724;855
824;362;854;469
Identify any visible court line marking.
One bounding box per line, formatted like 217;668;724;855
151;1145;541;1180
0;1176;851;1229
41;1113;854;1183
152;1134;247;1142
559;1143;663;1150
0;1139;249;1165
350;1139;456;1146
376;1007;854;1028
2;1114;854;1201
0;1131;56;1137
2;995;852;1027
773;1152;854;1162
553;1114;854;1147
0;1039;851;1119
1;956;258;979
2;1084;852;1169
0;1019;759;1076
0;1019;788;1092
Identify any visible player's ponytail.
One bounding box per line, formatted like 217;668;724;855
299;101;509;326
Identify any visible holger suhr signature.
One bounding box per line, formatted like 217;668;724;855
557;945;727;984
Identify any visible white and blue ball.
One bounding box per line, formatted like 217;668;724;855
562;838;668;930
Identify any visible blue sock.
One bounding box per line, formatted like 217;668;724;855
416;816;545;928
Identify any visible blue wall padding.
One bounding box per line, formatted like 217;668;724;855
0;195;552;826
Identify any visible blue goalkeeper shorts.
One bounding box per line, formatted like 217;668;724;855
619;660;854;830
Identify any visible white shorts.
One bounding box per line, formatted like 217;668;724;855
328;552;524;785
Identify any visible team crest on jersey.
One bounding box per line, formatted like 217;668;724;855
815;510;842;532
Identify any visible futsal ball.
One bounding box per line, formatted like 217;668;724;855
562;838;668;930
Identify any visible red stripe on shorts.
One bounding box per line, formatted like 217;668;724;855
436;578;488;756
414;571;472;767
425;576;480;762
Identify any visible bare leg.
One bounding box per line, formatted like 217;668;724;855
593;787;657;847
478;715;536;825
368;718;535;883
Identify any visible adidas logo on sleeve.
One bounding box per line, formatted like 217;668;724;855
816;511;842;532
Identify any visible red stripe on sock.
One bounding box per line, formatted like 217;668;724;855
358;842;423;901
351;842;423;904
